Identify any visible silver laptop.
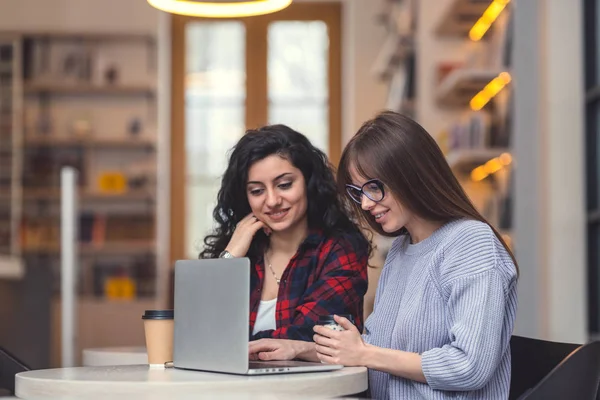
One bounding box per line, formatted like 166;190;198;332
173;258;343;375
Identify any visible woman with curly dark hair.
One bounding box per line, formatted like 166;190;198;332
201;124;370;342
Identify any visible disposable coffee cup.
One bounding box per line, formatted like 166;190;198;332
317;314;354;332
316;314;354;364
142;310;174;368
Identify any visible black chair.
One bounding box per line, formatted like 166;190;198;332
0;346;30;396
510;335;600;400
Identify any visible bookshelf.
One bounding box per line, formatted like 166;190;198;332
372;0;417;118
436;68;505;107
0;37;24;279
24;82;156;96
23;242;155;256
0;31;164;366
435;0;491;37
11;32;160;302
433;3;514;244
446;147;510;171
24;136;156;150
23;188;155;201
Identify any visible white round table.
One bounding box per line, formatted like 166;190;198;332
82;347;148;366
15;365;368;399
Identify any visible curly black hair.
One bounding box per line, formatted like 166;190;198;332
200;124;369;261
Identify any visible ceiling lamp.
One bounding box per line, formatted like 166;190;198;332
147;0;293;18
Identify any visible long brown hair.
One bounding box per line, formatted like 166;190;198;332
337;110;518;273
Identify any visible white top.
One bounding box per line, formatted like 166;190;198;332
15;364;368;399
252;297;277;335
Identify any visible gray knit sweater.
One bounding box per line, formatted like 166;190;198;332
363;219;518;399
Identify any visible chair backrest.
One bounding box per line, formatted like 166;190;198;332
509;335;580;400
514;338;600;400
0;346;30;395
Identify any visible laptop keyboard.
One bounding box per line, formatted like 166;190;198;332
249;360;321;369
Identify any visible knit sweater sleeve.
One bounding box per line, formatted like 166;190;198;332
362;236;407;346
420;223;515;391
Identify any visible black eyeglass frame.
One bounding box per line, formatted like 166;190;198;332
345;179;385;204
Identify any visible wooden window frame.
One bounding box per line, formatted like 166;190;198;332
170;3;342;264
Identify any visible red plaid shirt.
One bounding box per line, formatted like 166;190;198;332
249;230;369;341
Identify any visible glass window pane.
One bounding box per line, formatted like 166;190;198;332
267;21;329;154
185;22;246;258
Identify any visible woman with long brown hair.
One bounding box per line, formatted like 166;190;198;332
249;111;518;399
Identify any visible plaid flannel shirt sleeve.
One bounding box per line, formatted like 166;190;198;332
251;235;369;341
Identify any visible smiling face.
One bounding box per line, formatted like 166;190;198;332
246;154;308;233
348;164;414;234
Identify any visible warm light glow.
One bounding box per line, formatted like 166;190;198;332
471;166;488;182
498;72;512;84
469;72;512;111
484;158;503;174
499;152;512;165
147;0;292;18
470;152;513;182
469;0;511;41
469;95;488;111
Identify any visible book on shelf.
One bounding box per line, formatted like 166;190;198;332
447;111;491;151
92;254;155;299
21;213;154;251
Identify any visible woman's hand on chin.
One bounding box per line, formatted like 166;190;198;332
225;213;266;257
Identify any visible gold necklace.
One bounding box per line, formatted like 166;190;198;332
264;254;281;285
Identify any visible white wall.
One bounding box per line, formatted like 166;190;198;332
543;0;587;342
339;0;388;144
513;0;587;343
0;0;158;33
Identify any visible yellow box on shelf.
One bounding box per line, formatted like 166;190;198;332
97;172;127;194
105;276;136;300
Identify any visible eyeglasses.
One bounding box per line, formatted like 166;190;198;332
345;179;385;204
